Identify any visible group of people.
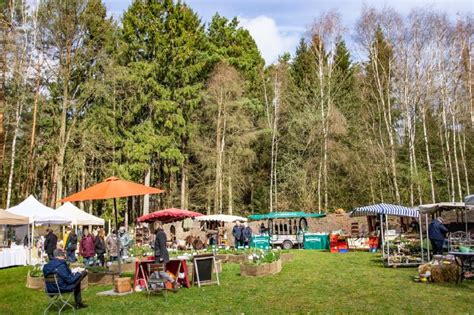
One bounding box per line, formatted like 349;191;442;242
42;225;131;267
232;221;253;248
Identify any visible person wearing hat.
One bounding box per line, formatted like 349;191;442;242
43;248;88;309
428;217;449;255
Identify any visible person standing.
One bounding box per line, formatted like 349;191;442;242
66;230;78;263
428;217;449;255
44;228;58;260
154;222;179;290
106;230;119;262
242;223;253;247
63;227;71;249
232;221;243;248
95;228;106;267
79;228;96;266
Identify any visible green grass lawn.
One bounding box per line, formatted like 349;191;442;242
0;251;473;314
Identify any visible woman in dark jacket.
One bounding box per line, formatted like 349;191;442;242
66;230;78;263
95;228;106;266
154;224;169;264
154;222;178;290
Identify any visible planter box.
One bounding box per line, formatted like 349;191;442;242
240;259;282;277
281;253;294;263
88;272;116;285
227;254;247;264
26;271;44;290
215;254;229;263
109;262;135;273
80;275;88;290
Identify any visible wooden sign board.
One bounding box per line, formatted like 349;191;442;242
192;253;220;287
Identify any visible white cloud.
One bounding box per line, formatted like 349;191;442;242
239;15;300;65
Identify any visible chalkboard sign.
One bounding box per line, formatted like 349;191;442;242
192;253;220;287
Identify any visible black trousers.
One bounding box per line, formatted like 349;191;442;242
430;239;444;255
97;253;105;267
73;271;88;304
47;252;54;260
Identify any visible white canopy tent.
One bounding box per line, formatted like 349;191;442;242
6;195;71;264
195;214;247;222
56;202;104;226
6;195;70;225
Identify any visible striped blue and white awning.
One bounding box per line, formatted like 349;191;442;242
349;203;419;218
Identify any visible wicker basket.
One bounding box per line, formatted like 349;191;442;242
26;271;44;290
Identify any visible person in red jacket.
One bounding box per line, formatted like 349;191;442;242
79;228;96;266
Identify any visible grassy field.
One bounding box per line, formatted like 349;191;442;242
0;251;473;314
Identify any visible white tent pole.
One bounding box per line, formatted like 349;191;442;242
31;223;35;265
385;215;389;263
425;214;430;261
380;214;385;258
419;214;424;263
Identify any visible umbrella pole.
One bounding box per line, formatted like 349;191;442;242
114;198;122;275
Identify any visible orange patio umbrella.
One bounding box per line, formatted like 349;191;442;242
60;176;164;273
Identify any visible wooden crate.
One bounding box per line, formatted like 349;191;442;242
114;277;132;293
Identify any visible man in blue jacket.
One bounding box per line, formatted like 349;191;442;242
232;221;243;248
428;217;449;255
43;249;88;309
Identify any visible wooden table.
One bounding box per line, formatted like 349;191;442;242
448;251;474;283
134;257;190;289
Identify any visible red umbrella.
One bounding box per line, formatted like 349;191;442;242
137;208;203;224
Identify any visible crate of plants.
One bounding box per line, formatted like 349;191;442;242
87;266;117;285
240;250;282;277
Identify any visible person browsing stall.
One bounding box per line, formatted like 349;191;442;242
154;222;179;290
44;228;58;260
65;230;78;263
43;248;88;309
428;217;448;255
79;228;96;266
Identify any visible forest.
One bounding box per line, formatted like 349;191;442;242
0;0;472;224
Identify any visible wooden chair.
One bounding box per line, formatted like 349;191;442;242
146;263;168;302
43;274;75;314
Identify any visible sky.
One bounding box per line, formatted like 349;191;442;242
103;0;473;64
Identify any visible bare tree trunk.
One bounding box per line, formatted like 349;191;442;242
421;107;436;202
228;157;233;215
143;166;151;215
180;164;186;209
6;101;23;208
451;115;463;201
459;132;470;195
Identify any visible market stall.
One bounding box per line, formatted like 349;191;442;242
418;198;473;261
6;195;71;264
0;210;30;268
195;214;247;247
350;203;422;267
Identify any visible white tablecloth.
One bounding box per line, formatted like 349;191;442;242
0;246;28;268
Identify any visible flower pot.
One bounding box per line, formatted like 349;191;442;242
26;271;44;290
240;259;282;277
